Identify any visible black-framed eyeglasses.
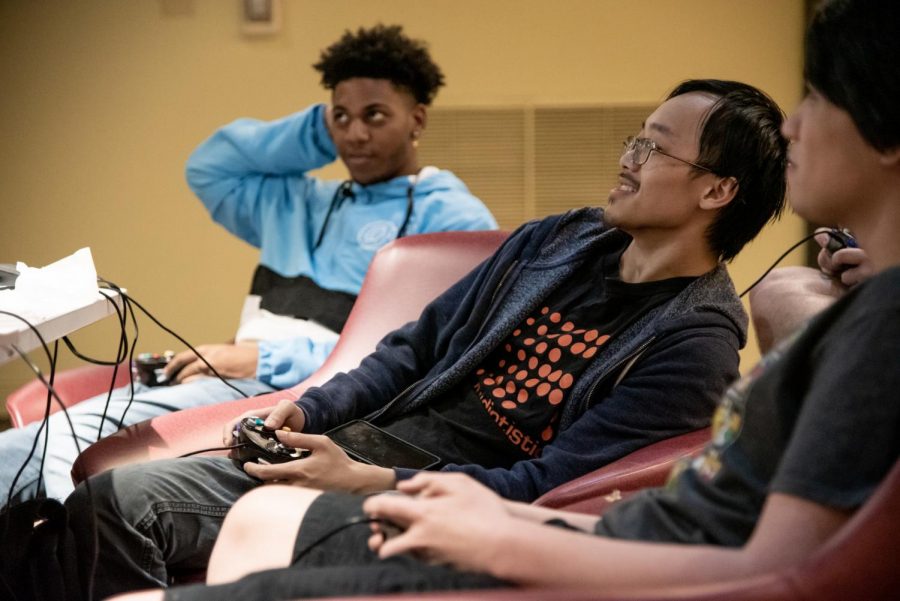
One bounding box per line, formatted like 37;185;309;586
622;136;712;172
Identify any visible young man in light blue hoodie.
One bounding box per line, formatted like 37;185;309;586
0;24;496;506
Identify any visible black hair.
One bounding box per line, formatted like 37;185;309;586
667;79;787;262
313;24;445;105
806;0;900;151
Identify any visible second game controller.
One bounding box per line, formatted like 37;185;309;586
824;228;858;255
232;416;309;466
133;351;175;387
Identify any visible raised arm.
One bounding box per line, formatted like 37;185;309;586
185;104;337;246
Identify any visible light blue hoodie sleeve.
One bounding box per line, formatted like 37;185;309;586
256;336;338;389
185;104;337;248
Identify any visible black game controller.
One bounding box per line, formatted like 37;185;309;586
824;228;858;255
232;416;309;466
133;351;175;387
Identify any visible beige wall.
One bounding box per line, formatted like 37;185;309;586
0;0;807;412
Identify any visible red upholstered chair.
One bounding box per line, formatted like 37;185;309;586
70;230;509;484
6;363;132;427
534;427;709;512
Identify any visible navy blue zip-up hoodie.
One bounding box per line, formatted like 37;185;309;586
297;207;747;501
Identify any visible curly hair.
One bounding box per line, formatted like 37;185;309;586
313;24;445;105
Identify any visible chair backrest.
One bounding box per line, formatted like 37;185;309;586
71;230;509;483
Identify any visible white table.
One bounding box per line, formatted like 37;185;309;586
0;291;123;365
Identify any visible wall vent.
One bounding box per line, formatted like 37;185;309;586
419;104;655;229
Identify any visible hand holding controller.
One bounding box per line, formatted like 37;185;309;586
232;416;309;466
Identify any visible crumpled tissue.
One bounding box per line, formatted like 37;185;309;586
0;247;100;323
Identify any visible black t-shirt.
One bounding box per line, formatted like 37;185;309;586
383;245;695;469
595;266;900;547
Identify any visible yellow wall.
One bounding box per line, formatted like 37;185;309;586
0;0;807;408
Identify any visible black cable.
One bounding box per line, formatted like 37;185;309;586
94;289;132;443
35;341;59;499
99;280;250;399
291;515;382;566
738;232;823;298
115;293;141;430
61;336;123;366
178;443;247;458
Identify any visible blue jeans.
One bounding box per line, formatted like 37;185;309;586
0;377;274;505
66;456;260;598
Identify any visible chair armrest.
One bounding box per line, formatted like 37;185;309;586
6;363;132;428
70;385;304;484
533;428;710;513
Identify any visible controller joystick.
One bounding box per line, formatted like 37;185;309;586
233;416;309;466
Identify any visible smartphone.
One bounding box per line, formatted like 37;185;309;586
325;420;440;470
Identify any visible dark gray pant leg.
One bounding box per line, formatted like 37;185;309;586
65;456;260;600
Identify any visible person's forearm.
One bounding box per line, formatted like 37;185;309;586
503;500;601;532
488;519;746;590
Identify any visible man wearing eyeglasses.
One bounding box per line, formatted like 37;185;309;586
66;79;789;598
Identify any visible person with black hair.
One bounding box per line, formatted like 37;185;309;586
67;74;791;599
107;1;899;598
0;24;496;508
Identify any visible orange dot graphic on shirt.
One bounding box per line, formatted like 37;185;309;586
582;347;598;359
516;370;528;381
476;368;485;375
505;344;512;352
547;333;559;339
560;373;574;389
526;317;536;326
484;377;496;386
573;329;585;335
518;350;527;361
507;365;517;374
502;400;517;409
537;383;551;396
525;378;539;388
538;364;552;378
528;357;539;370
549;312;561;323
506;381;516;394
518;389;529;403
571;342;586;354
513;329;521;337
524;338;535;346
492;388;505;398
595;334;610;346
549;389;564;405
549;369;562;383
498;360;506;368
535;342;548;354
542;425;554;441
541;307;550;315
558;334;572;347
537;325;548;336
549;348;562;362
584;329;599;342
562;321;574;332
496;375;505;384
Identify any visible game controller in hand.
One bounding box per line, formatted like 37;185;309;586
232;416;309;466
133;351;175;387
824;228;858;255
